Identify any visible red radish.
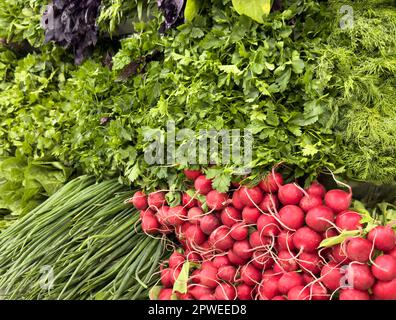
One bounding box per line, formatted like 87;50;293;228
298;252;322;274
177;222;192;238
200;241;213;260
259;194;280;213
160;268;173;287
182;192;197;209
198;293;216;300
199;265;218;288
187;207;203;224
346;237;373;263
287;285;310;300
309;283;329;300
220;206;242;227
214;283;236;300
196;200;204;209
258;277;280;299
388;247;396;258
148;191;166;208
139;208;155;220
277;231;295;251
201;260;216;269
194;175;212;195
323;228;338;238
200;214;221;235
158;288;174;300
306;181;326;198
230;222;249;240
299;195;322;213
161;267;181;287
131;191;148;210
242;207;261;224
249;231;271;248
228;250;248;266
305;205;334;232
158;223;174;235
185;224;206;245
339;288;370;300
346;263;375;290
212;255;230;268
141;213;160;234
273;263;284;273
371;255;396;281
252;250;274;270
206;190;229;210
262;270;282;280
189;285;213;300
239;186;263;207
184;169;202;180
293;227;322;253
191;269;201;283
278;205;305;230
335;211;362;231
320;262;342;291
367;226;396;252
272;295;286;300
217;265;237;282
156;205;170;226
237;284;253;300
184;250;202;262
241;264;261;286
278;272;304;294
257;215;280;237
169;251;185;269
303;273;315;285
277;250;298;272
166;205;187;226
233;240;253;259
209;226;234;251
331;244;350;264
278;183;304;205
232;190;245;210
259;172;283;193
372;278;396;300
177;292;194;300
324;189;352;213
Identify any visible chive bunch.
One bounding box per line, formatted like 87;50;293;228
0;176;166;299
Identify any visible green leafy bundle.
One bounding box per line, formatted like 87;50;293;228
0;153;71;220
0;176;166;299
1;0;395;196
312;0;396;183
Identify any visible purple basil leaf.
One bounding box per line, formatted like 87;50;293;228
42;0;101;64
157;0;185;30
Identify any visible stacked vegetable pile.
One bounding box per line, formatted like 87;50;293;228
131;169;396;300
0;0;395;301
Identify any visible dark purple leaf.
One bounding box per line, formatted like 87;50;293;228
42;0;101;64
157;0;185;31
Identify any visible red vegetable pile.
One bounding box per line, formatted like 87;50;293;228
130;169;396;300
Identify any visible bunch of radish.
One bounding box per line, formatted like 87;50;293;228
130;169;396;300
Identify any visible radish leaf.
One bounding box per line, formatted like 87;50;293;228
319;230;360;248
172;261;190;294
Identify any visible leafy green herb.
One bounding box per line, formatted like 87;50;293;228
0;153;71;218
